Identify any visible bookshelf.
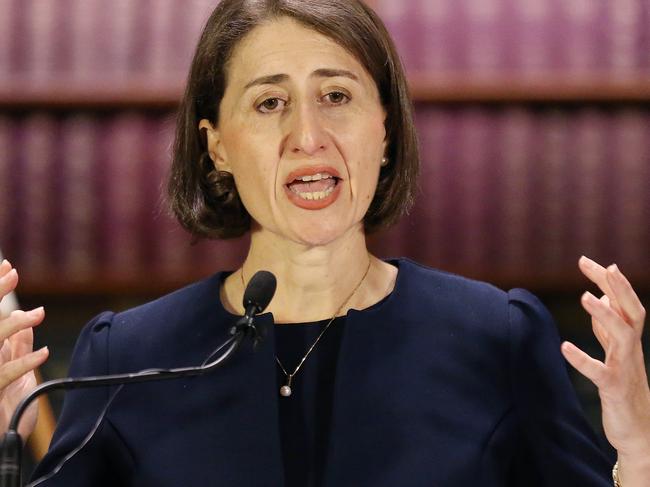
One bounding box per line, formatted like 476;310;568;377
3;0;649;297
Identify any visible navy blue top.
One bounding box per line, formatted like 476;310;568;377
32;258;614;486
275;317;345;487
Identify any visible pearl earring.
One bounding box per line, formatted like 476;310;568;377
381;157;388;167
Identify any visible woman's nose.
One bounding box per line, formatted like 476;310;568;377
285;101;328;157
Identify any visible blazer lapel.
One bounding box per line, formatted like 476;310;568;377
214;312;285;486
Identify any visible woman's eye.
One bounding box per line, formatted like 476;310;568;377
257;97;286;113
324;91;350;104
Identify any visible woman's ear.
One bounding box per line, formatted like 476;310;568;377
198;119;232;173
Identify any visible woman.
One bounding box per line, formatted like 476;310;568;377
1;0;649;485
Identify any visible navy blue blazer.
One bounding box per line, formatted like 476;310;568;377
32;258;613;486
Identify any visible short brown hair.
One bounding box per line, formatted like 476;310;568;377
168;0;419;239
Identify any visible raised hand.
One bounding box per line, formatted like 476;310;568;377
0;259;49;439
561;255;650;485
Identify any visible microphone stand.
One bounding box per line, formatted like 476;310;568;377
0;306;266;487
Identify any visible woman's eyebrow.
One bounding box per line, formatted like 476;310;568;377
243;68;359;90
311;68;359;82
244;73;289;90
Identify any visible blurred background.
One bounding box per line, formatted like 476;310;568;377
0;0;649;463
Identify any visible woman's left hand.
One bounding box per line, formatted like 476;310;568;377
561;256;650;482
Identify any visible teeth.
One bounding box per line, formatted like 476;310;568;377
291;185;335;201
297;173;333;182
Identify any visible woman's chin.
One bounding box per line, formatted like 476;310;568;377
287;219;357;248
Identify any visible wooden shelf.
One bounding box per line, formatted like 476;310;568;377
0;80;184;111
1;74;650;110
408;74;650;104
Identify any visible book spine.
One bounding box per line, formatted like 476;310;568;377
148;0;175;81
613;110;649;272
535;111;570;275
497;108;533;275
607;0;643;77
19;114;57;280
462;0;502;75
182;0;219;72
418;0;453;72
455;109;490;272
373;0;418;73
59;115;98;282
152;117;195;280
560;0;600;74
511;0;552;75
571;110;608;265
410;107;449;266
0;0;14;80
0;117;13;255
69;0;100;82
24;0;56;84
102;114;146;281
109;0;138;80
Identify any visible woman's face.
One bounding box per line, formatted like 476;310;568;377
200;17;387;246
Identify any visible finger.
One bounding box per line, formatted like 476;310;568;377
0;267;18;299
578;256;615;299
0;259;12;278
581;291;634;347
602;292;624;318
0;339;11;363
561;341;607;387
0;307;45;343
605;264;646;330
10;328;34;361
591;316;609;351
578;258;629;326
591;294;622;349
0;347;49;389
577;257;628;319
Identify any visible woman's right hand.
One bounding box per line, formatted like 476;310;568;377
0;259;49;439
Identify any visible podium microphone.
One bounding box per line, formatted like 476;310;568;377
0;270;277;487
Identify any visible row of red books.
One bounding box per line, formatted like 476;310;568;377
1;107;648;291
1;0;647;89
376;0;650;75
0;0;215;84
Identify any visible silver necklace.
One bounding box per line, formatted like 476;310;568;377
240;258;371;397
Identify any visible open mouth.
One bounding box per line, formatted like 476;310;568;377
283;166;343;209
285;172;341;201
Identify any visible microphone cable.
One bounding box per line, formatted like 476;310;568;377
26;384;124;487
26;335;239;486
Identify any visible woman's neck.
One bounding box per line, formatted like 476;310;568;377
220;226;397;323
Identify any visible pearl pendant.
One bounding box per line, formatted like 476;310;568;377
280;385;292;397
